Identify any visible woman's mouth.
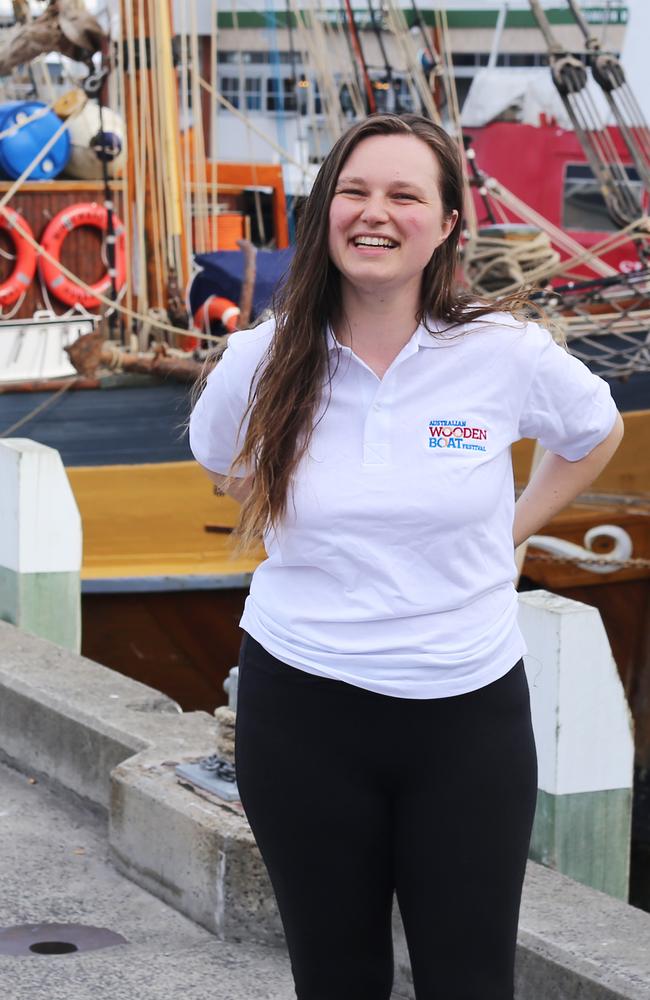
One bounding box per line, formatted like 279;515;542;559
351;235;399;250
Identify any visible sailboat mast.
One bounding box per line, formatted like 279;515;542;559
341;0;376;113
118;0;187;324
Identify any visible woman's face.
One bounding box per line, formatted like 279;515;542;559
327;133;458;299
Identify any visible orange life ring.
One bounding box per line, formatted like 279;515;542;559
0;207;37;307
39;202;126;309
193;296;240;334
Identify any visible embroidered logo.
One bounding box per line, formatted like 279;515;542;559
428;419;487;452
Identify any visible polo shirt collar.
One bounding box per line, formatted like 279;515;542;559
326;317;455;354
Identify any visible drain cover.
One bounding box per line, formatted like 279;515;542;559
0;923;127;957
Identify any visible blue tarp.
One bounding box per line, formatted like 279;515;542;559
189;248;295;321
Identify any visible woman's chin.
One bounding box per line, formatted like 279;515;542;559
341;269;419;299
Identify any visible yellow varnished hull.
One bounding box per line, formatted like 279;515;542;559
67;460;264;582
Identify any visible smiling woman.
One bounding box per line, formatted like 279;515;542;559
328;133;458;350
188;112;623;1000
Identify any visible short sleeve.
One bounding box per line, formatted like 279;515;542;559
189;321;274;475
517;324;619;461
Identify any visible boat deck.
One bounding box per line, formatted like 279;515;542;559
68;461;263;590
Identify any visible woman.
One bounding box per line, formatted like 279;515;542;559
189;113;623;1000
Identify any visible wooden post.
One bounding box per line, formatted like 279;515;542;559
0;440;82;652
518;590;635;900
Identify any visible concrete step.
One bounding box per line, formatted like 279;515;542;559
0;759;293;1000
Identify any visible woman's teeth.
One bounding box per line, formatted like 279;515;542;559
353;237;397;248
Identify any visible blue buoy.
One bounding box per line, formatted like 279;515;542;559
0;101;71;181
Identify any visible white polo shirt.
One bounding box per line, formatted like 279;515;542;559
189;313;618;699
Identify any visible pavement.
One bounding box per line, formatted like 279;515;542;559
0;758;300;1000
2;620;650;1000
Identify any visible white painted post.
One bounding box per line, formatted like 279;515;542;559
518;590;635;900
0;439;82;652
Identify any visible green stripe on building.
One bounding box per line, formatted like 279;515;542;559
215;7;628;30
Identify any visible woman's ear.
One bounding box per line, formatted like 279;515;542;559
442;209;459;242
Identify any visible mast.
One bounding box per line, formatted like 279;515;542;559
342;0;376;113
118;0;188;329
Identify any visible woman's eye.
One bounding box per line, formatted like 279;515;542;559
393;193;416;200
339;188;364;196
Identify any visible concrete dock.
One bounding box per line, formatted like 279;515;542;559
1;619;650;999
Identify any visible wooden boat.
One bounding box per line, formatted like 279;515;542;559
0;0;287;707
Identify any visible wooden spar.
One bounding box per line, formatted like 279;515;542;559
120;0;151;318
199;34;213;164
64;331;214;383
341;0;376;113
118;0;188;320
237;239;257;329
160;0;188;284
0;378;101;394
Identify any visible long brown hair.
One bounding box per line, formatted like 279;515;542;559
229;113;525;547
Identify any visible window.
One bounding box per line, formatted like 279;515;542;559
313;79;322;115
452;53;478;67
297;74;310;115
496;53;540;68
340;82;354;116
393;77;415;112
563;163;642;231
451;51;548;70
220;76;240;108
219;50;301;66
245;77;262;111
267;77;297;113
372;78;391;113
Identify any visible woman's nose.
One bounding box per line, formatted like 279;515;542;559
359;193;389;224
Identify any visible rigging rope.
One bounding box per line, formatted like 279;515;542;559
198;75;312;175
0;378;77;438
335;0;368;121
434;6;477;236
230;0;267;240
463;229;561;294
382;0;437;123
528;0;645;227
482;177;618;277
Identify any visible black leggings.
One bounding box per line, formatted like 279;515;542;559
235;634;538;1000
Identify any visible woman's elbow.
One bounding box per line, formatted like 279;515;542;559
606;412;625;452
590;411;624;463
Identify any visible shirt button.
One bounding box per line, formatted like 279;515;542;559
373;403;381;411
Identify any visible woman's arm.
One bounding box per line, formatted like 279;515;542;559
513;413;624;548
201;468;254;505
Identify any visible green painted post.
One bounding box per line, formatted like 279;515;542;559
0;439;81;652
518;591;635;901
